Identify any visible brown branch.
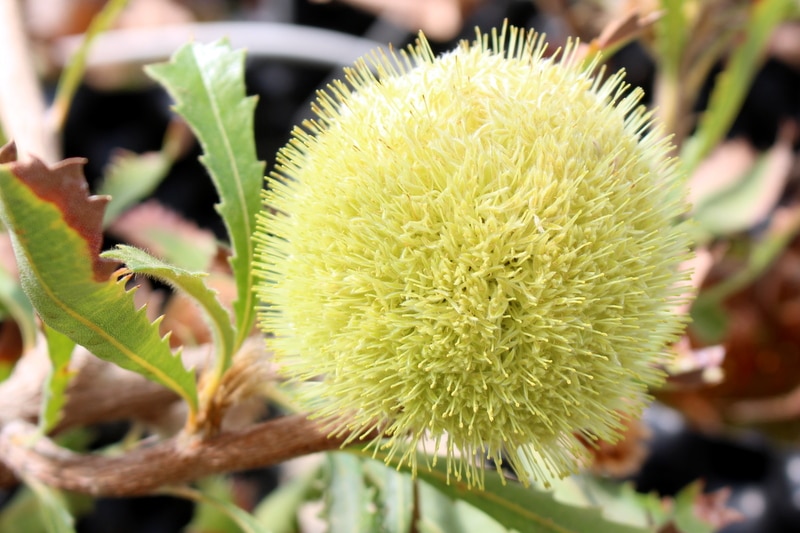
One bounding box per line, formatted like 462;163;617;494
0;336;207;431
0;415;354;497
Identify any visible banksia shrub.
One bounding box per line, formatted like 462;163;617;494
255;25;693;486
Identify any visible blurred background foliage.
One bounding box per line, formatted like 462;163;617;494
1;0;800;531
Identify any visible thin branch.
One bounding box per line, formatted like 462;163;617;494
0;0;59;162
0;415;357;496
0;336;208;431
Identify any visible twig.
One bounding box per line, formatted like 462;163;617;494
0;415;354;496
0;0;59;162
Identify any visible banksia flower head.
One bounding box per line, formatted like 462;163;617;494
255;24;693;486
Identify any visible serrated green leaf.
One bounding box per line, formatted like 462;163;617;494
363;460;414;533
39;325;76;434
253;464;322;533
0;159;198;416
146;40;264;350
352;448;652;533
681;0;795;173
25;477;76;533
102;245;235;377
326;454;378;533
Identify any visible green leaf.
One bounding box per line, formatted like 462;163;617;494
99;151;172;227
0;487;52;533
550;476;669;530
416;480;466;533
417;481;507;533
326;454;378;533
146;40;264;350
49;0;130;133
26;477;76;533
0;486;89;533
39;325;76;434
654;0;687;79
101;245;235;376
681;0;795;173
672;483;714;533
254;464;322;533
363;460;414;533
689;298;728;345
0;158;198;417
163;483;268;533
99;121;192;228
351;448;652;533
692;136;792;235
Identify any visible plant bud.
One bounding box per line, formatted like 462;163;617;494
255;24;693;486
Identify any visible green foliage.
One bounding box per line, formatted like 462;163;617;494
146;40;264;351
0;159;198;416
326;454;379;533
99;151;173;228
39;325;76;434
102;245;235;377
98;120;192;229
413;461;651;533
694;150;778;235
416;481;506;533
49;0;130;133
25;478;77;533
655;0;687;79
681;0;795;173
0;486;78;533
163;483;268;533
363;459;414;533
253;465;322;533
341;449;659;533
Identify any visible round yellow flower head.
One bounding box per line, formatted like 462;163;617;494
255;25;692;486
